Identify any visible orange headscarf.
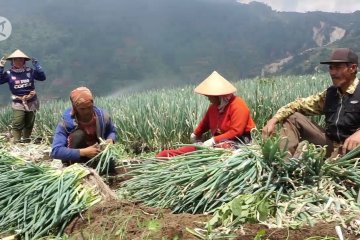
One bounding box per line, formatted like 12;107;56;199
70;87;93;108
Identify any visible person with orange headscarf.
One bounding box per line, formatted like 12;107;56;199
51;87;116;165
156;71;256;158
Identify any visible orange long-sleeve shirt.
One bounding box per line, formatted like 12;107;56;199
194;96;256;143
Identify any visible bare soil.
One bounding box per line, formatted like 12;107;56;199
65;200;209;240
65;199;359;240
64;166;360;240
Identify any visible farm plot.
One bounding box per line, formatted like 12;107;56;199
0;74;359;239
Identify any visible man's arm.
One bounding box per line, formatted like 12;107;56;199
51;124;81;161
52;124;100;161
262;90;327;137
273;90;326;121
262;117;279;138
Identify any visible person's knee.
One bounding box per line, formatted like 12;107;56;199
12;120;25;130
70;129;86;139
12;111;25;130
287;112;303;120
24;112;36;129
285;112;307;126
69;129;87;148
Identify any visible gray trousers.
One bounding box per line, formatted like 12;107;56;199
280;112;335;157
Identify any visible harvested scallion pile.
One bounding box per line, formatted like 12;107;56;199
119;132;360;235
0;150;100;239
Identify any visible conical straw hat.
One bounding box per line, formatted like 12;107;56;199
6;49;31;61
194;71;236;96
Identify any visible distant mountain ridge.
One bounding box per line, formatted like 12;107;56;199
1;0;360;102
261;20;347;76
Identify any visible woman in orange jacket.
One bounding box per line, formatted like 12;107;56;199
156;71;256;158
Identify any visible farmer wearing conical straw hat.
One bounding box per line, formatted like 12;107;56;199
156;71;256;158
0;49;46;143
262;48;360;158
51;87;116;165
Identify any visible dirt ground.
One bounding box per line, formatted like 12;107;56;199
65;200;209;240
64;166;360;240
65;200;359;240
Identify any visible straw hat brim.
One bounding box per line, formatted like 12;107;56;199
6;49;31;61
194;71;236;96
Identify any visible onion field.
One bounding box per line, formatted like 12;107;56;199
0;73;328;152
1;73;358;240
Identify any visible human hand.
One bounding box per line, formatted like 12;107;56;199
262;117;278;139
80;143;101;158
342;131;360;154
0;56;6;67
32;58;38;65
105;139;114;144
190;133;198;143
203;138;215;147
31;58;42;71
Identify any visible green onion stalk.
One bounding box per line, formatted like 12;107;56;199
193;139;360;236
0;159;100;240
118;140;272;214
85;139;127;176
119;131;360;234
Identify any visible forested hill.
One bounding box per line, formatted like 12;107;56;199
1;0;360;103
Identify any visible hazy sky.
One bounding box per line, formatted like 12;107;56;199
237;0;360;13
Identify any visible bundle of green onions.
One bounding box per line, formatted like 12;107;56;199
119;133;360;231
0;150;100;239
194;140;360;237
119;143;269;213
86;140;127;176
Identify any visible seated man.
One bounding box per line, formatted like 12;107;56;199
51;87;116;165
262;48;360;157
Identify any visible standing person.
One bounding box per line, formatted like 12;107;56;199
0;49;46;143
262;48;360;157
51;87;116;165
156;71;256;158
